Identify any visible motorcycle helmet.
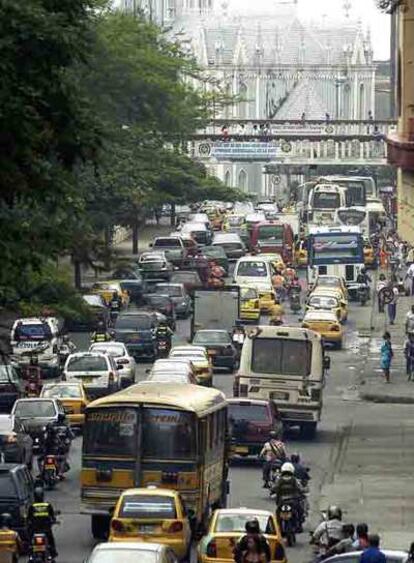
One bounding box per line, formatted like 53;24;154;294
1;513;12;528
245;519;260;534
34;487;45;503
327;505;342;520
281;462;295;475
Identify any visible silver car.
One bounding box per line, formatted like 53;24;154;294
85;542;179;563
89;342;136;387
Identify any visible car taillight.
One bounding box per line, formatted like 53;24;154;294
239;384;248;397
34;535;46;546
168;521;183;533
46;456;55;465
206;540;217;557
111;519;124;532
274;542;286;561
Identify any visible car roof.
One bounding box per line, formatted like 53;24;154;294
67;352;108;359
121;487;179;498
227;399;271;406
92;542;165;553
215;508;274;517
170;346;207;354
195;329;228;334
14;397;56;403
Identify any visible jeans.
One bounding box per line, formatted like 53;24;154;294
388;303;397;323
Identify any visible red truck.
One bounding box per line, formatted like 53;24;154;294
250;221;294;263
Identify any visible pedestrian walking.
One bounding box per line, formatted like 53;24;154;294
387;283;399;325
404;334;414;381
380;332;393;383
405;262;414;296
376;274;387;313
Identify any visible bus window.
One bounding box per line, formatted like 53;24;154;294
312;235;359;260
84;408;137;457
251;338;312;377
143;409;196;459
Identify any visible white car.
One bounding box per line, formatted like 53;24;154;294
89;342;135;387
233;256;274;287
63;352;120;397
85;542;178;563
149;358;196;377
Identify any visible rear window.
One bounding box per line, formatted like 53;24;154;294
215;513;275;534
119;495;177;519
154;239;181;248
155;286;182;297
0;475;16;498
251;338;312;377
66;356;108;372
221;242;243;251
228;404;270;423
14;400;56;418
237;261;267;277
14;323;51;341
115;316;152;330
42;385;81;399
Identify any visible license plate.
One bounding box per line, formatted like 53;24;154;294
80;377;93;384
235;446;249;454
270;391;289;401
33;547;46;553
139;524;156;533
45;464;55;469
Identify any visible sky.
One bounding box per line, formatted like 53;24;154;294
227;0;391;60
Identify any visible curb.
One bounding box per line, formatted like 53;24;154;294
360;392;414;404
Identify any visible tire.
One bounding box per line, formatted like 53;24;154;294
300;422;317;440
91;515;110;540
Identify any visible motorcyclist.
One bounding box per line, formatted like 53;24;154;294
356;267;372;286
27;487;58;558
208;260;225;288
110;290;121;310
310;505;344;554
259;432;287;488
54;414;75;476
23;355;42;390
156;320;173;350
271;462;305;527
234;519;271;563
290;453;310;485
0;513;21;563
269;298;285;325
91;320;112;343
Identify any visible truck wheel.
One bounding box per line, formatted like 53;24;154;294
91;515;110;540
300;422;317;440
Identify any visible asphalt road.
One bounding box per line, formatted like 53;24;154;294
44;288;382;563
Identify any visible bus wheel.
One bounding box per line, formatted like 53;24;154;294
91;515;110;540
300;422;317;440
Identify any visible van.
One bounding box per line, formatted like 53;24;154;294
181;222;211;245
10;317;62;378
212;233;246;260
227;399;283;457
233;256;273;287
234;325;329;438
250;222;294;263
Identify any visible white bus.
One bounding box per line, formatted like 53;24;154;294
235;326;329;438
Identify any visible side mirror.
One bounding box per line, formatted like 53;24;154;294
116;364;124;370
324;356;331;370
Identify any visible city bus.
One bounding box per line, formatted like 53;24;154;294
234;326;329;439
81;383;228;539
307;184;345;226
307;226;364;286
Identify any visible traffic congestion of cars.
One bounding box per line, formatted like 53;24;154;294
0;189;405;563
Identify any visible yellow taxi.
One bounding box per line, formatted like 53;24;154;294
198;508;287;563
240;286;260;322
40;382;89;427
109;487;192;560
254;282;276;314
169;345;213;387
309;287;348;322
306;293;346;323
294;240;308;267
91;281;129;307
302;309;343;348
311;275;348;300
363;240;376;267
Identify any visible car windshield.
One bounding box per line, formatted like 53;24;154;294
228;404;269;423
154;239;181;248
90;345;125;357
42;385;82;399
115;316;152;330
89;551;158;563
119;495;177;519
237;261;267;278
147;296;170;307
155;285;182;297
193;332;230;345
66;356;108;372
14;400;56;418
215;513;275;534
14;323;51;341
0;365;18;383
251;338;312;377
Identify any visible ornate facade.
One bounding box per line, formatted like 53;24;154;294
120;0;213;25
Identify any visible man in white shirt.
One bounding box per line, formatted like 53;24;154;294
405;263;414;295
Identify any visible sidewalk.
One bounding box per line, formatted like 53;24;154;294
359;292;414;404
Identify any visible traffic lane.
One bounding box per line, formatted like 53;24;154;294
226;300;368;562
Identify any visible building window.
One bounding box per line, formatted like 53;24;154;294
359;83;365;120
224;170;231;186
238;169;247;190
239;84;248;119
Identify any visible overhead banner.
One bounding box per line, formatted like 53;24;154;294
211;142;282;161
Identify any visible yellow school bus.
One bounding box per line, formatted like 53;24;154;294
81;383;229;540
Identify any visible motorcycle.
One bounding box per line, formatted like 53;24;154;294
109;298;121;324
28;533;53;563
277;501;299;547
24;367;42;398
58;343;75;370
41;455;58;490
156;337;171;358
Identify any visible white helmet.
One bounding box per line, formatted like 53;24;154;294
281;462;295;475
